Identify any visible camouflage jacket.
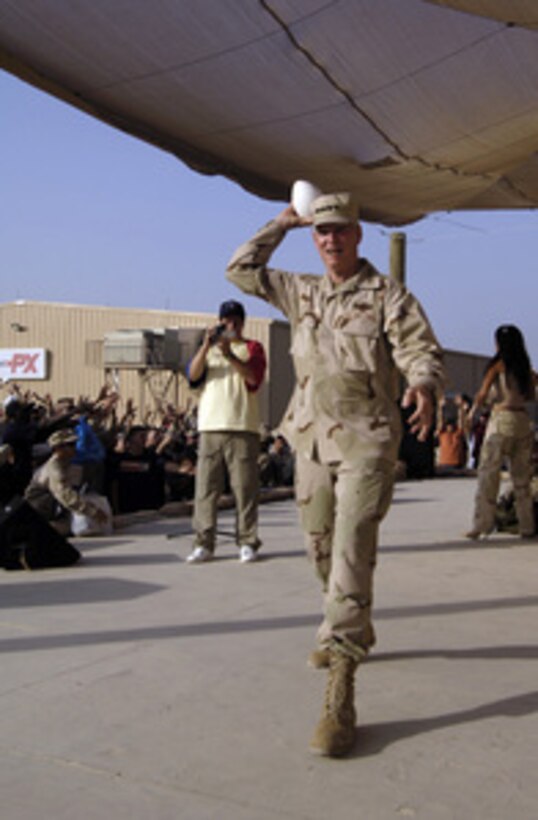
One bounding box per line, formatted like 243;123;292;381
25;456;97;519
227;219;445;463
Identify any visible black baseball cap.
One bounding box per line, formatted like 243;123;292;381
219;300;245;321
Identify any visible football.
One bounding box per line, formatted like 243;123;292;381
291;180;322;218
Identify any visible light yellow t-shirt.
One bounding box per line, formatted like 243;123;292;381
196;341;262;433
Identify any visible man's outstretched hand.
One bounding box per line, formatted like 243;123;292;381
401;386;434;442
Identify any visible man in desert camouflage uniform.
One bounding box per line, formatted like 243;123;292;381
226;192;445;757
25;429;108;533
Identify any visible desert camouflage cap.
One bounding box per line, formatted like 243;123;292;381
48;429;78;449
312;192;359;227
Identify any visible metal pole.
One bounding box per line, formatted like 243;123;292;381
138;369;146;422
390;232;406;286
390;232;407;400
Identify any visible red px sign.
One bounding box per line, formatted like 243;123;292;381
0;349;46;381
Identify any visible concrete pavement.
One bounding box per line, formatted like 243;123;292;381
1;476;537;819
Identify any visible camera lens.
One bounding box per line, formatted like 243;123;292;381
210;323;226;344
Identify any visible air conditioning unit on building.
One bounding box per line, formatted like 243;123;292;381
103;329;180;369
103;328;203;370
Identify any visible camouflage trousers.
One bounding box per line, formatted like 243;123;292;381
193;431;261;551
472;409;534;536
295;452;395;662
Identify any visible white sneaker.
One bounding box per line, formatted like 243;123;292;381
239;545;258;563
464;530;488;541
186;546;213;564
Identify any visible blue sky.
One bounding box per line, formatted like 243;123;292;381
2;69;537;360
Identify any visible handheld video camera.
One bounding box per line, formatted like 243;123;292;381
209;323;227;345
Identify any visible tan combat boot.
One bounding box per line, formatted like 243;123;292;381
309;651;358;757
307;646;330;669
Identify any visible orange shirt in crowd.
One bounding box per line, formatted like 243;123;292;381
437;425;466;467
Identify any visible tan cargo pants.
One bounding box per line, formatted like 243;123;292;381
193;431;261;552
295;452;395;662
472;409;535;536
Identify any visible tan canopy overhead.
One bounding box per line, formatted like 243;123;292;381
1;0;537;225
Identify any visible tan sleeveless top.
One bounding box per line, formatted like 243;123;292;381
492;369;528;411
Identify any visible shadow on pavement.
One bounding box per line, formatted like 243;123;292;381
371;644;538;662
84;553;181;567
0;577;165;609
73;538;136;552
2;593;538;652
381;536;536;554
376;594;538;620
0;613;321;653
391;497;436;504
352;689;538;758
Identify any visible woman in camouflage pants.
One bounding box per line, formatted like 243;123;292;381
466;325;536;540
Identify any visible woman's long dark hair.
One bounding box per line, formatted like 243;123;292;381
487;324;532;398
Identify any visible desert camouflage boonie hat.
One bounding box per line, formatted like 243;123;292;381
48;429;78;449
312;192;359;227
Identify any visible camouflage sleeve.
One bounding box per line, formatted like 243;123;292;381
226;220;301;321
47;460;98;516
383;278;445;396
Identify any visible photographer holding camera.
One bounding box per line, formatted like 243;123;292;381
186;300;267;563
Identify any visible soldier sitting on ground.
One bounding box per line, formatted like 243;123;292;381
24;429;109;535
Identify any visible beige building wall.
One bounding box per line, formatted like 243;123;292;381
3;300;512;429
443;349;489;398
0;301;294;429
